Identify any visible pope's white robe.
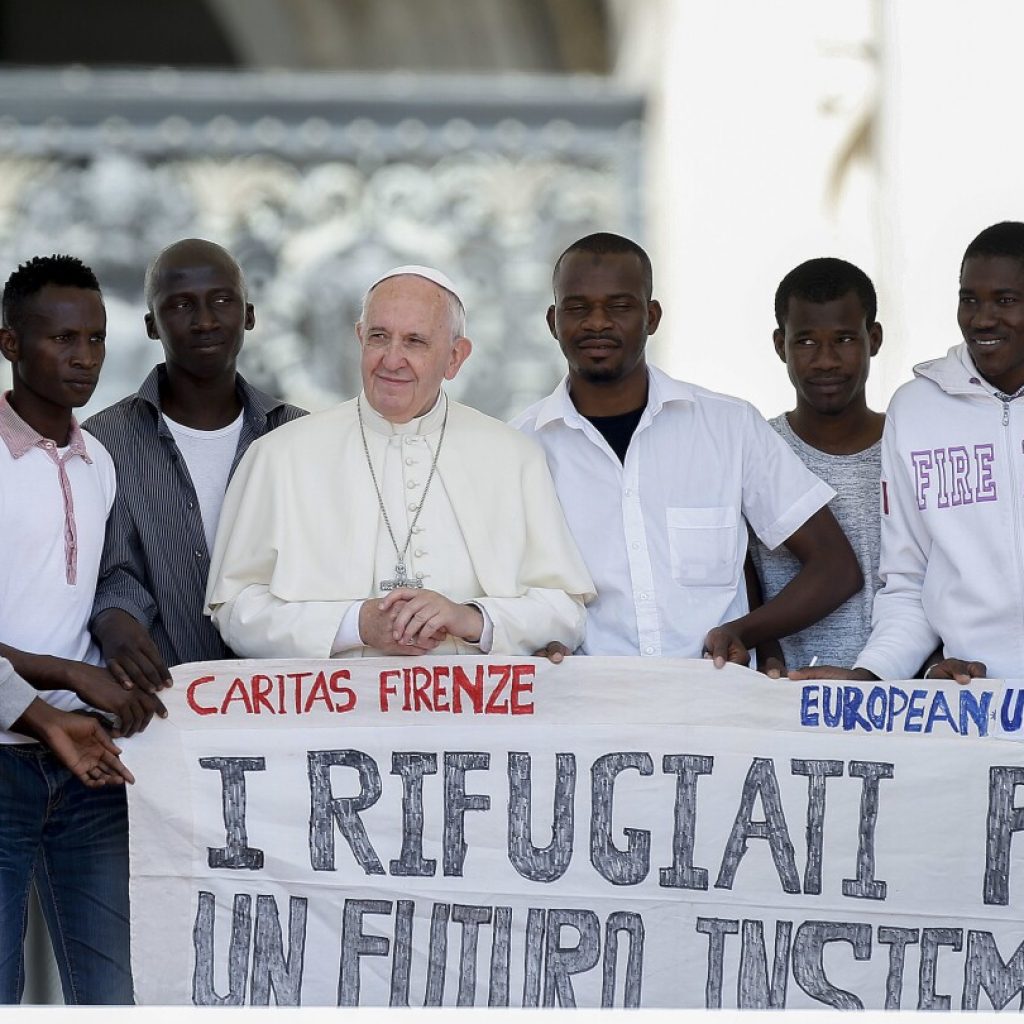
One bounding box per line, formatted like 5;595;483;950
205;393;595;658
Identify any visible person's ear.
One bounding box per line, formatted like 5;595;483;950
773;328;787;362
244;303;256;331
445;336;473;380
0;326;20;364
546;305;557;340
868;321;883;357
144;312;160;342
646;299;663;335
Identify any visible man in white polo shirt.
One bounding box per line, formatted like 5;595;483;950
0;255;160;1004
513;233;862;662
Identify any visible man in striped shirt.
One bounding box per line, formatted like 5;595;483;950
85;239;305;687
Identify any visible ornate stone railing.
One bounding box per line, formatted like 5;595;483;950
0;69;643;419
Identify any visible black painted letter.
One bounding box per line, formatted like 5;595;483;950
192;891;252;1005
842;760;893;900
250;895;307;1006
508;752;575;882
791;758;843;895
444;752;491;876
985;766;1024;905
591;752;653;885
696;917;738;1009
390;752;437;877
716;758;800;894
962;930;1024;1010
542;909;601;1007
660;753;713;890
200;756;266;870
791;920;870;1009
308;750;384;874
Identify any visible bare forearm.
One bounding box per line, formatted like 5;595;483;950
724;558;862;651
12;697;63;741
729;505;863;652
0;643;69;691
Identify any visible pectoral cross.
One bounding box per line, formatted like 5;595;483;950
380;563;423;592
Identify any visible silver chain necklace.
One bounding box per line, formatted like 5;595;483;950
357;393;449;591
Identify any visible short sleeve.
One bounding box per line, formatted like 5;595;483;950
739;403;835;550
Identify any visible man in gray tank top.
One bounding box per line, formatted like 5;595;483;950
749;258;884;670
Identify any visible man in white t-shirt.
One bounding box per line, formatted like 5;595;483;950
512;232;862;662
84;239;305;684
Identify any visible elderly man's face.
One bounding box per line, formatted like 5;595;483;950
357;275;471;422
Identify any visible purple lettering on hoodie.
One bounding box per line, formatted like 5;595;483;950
975;443;997;502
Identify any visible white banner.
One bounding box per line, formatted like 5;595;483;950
126;656;1024;1009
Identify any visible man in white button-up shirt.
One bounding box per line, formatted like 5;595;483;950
513;233;862;662
207;266;594;658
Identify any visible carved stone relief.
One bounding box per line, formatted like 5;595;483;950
0;70;643;419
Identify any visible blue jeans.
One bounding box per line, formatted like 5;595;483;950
0;742;133;1004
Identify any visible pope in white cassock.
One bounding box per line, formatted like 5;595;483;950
205;266;595;658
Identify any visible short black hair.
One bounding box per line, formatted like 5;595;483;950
143;237;246;310
2;255;102;331
774;257;877;329
961;221;1024;274
554;232;653;299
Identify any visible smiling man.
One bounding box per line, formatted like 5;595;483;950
793;221;1024;684
748;258;885;671
206;265;593;658
84;239;305;681
513;233;862;663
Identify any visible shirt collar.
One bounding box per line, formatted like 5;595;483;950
358;389;448;437
532;364;696;430
0;391;92;461
138;364;287;435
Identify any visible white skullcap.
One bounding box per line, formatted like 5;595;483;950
367;264;464;308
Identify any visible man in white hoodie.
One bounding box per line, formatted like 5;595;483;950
793;221;1024;683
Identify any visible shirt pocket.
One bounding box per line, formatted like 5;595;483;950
666;506;739;587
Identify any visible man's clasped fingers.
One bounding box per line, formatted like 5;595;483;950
390;593;452;645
